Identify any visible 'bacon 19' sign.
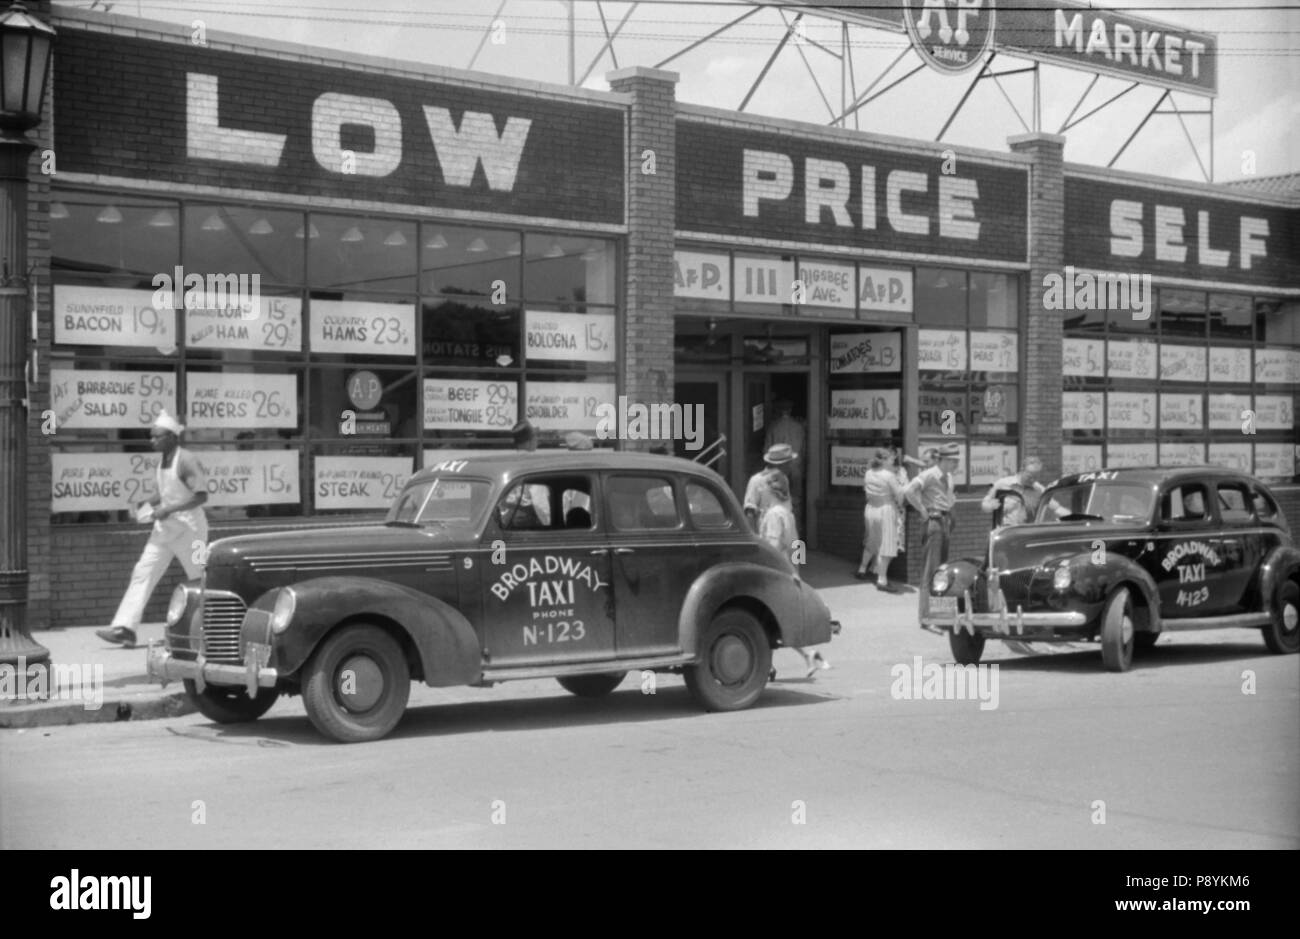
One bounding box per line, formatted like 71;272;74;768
56;30;624;224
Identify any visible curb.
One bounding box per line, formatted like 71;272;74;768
0;686;196;729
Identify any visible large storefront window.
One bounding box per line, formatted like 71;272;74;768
1063;289;1299;483
50;192;619;524
916;267;1022;492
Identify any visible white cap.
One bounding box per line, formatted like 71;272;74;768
153;411;185;435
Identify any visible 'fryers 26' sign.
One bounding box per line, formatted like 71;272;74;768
55;30;624;223
677;122;1027;263
1065;177;1300;288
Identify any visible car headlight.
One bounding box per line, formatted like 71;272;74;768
166;584;189;626
931;568;953;594
1052;564;1073;591
269;588;297;634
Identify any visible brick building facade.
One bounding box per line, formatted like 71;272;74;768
24;6;1300;628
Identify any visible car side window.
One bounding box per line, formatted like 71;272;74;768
606;475;680;531
498;475;595;532
686;482;736;531
1161;483;1209;523
1252;487;1279;520
1216;484;1253;525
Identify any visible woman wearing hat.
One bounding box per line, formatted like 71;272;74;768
856;449;906;592
743;443;797;529
759;473;830;678
97;412;210;648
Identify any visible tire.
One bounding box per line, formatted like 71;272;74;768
302;624;410;743
557;672;626;698
684;608;772;712
1100;587;1135;672
183;679;278;724
1134;632;1159;651
948;628;985;665
1263;578;1300;655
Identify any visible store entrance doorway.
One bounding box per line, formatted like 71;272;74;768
743;371;810;531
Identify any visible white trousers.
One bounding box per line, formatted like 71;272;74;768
111;518;208;628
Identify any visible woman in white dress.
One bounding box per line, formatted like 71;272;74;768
856;449;905;592
760;474;830;678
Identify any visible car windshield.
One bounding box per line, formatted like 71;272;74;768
1037;481;1154;524
386;477;492;527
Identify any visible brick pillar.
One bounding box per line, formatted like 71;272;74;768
1008;132;1065;479
608;66;677;452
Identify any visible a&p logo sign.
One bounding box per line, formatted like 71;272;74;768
903;0;996;74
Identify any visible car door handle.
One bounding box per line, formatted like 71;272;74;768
613;548;635;555
589;548;608;556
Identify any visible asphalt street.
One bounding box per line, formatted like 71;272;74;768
2;566;1297;849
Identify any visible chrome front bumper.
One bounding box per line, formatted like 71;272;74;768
146;640;278;698
920;589;1088;636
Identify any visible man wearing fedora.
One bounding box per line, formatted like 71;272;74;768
743;443;797;530
903;442;961;611
97;411;210;648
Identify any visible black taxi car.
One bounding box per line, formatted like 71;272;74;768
922;466;1300;671
147;450;837;742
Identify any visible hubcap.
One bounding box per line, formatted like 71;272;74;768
1284;602;1298;632
712;634;753;685
337;654;384;712
1121;614;1133;646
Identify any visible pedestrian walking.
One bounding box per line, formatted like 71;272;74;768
743;443;797;530
903;442;961;608
97;412;209;648
764;398;806;528
758;474;829;679
856;449;905;592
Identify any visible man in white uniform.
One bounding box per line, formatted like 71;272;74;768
97;412;209;647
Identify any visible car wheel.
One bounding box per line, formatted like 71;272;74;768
183;680;278;724
684;608;771;712
1100;587;1135;672
1263;578;1300;655
302;624;410;743
1134;632;1159;651
948;628;985;665
557;672;626;698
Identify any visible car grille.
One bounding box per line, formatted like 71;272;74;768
202;592;247;664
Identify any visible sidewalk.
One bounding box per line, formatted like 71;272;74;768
0;623;194;729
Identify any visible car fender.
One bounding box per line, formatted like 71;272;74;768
679;562;830;654
1259;545;1300;614
1069;554;1161;630
257;576;481;685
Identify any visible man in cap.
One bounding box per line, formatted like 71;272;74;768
97;412;209;647
981;456;1068;528
903;442;961;607
743;443;797;530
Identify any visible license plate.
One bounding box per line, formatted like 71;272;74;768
929;596;958;616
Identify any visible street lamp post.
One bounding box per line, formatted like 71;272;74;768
0;1;54;667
